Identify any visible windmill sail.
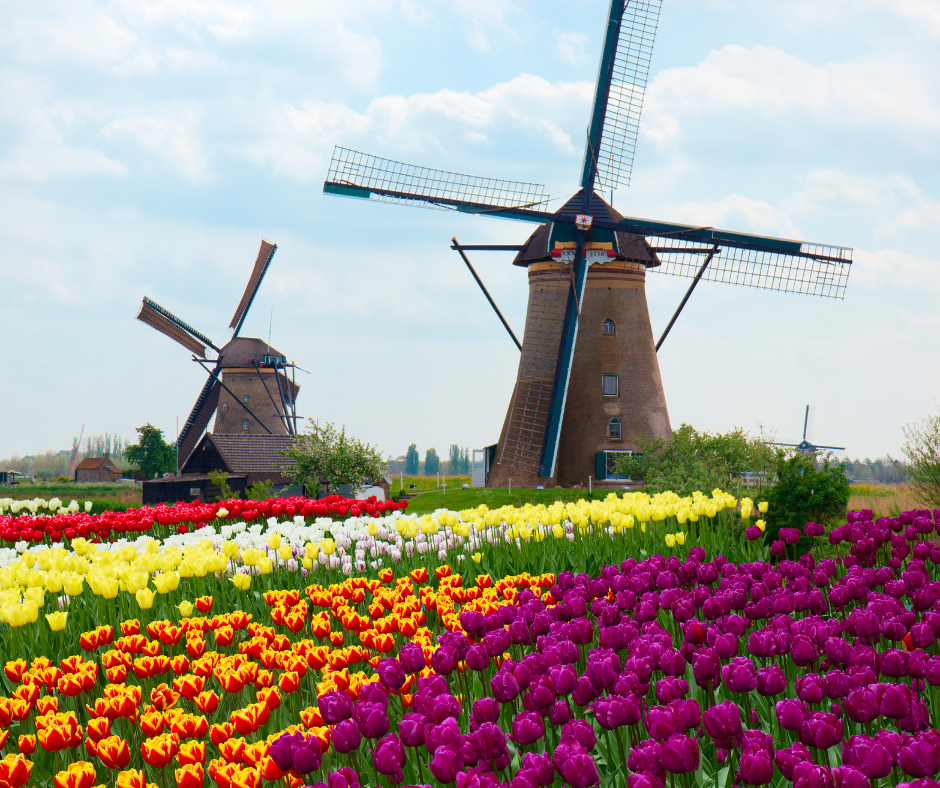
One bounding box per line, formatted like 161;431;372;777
230;240;278;337
324;147;549;219
582;0;662;190
136;297;216;357
177;371;222;465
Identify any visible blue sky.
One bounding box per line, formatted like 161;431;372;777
2;0;939;462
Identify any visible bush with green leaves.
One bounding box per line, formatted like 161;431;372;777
280;421;387;498
763;451;850;553
613;423;776;495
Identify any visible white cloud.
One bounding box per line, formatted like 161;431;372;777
101;114;209;182
662;193;803;239
400;1;432;23
853;247;940;294
555;31;589;67
643;44;940;147
451;0;521;52
260;74;592;180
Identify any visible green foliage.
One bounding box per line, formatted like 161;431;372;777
53;476;72;483
124;424;175;481
448;445;470;475
246;480;274;501
424;447;440;476
764;452;850;551
842;456;906;485
613;424;776;495
281;421;387;497
902;410;940;507
405;444;420;475
209;470;237;501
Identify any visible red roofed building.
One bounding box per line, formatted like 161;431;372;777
74;453;123;483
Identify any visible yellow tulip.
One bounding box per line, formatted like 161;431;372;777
756;519;766;533
665;533;676;548
62;574;84;596
675;531;686;545
136;588;155;609
179;562;195;579
278;545;292;562
230;573;251;591
267;534;281;550
758;501;769;513
257;558;273;575
302;557;313;570
471;553;482;564
45;611;67;631
552;524;564;539
178;600;194;618
320;539;335;556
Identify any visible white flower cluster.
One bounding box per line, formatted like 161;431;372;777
0;498;93;516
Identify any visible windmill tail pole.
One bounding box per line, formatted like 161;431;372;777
451;238;522;351
656;245;719;351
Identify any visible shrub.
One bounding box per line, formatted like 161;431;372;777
764;452;850;554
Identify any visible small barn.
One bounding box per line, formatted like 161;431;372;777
74;453;123;483
142;433;298;505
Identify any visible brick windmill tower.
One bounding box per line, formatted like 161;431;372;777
323;0;853;487
135;240;301;464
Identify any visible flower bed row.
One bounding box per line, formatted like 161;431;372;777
3;507;940;787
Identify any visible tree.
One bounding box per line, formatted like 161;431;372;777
460;447;470;474
405;444;420;475
124;424;176;480
902;410;940;506
280;421;387;497
764;451;850;553
424;447;440;476
448;444;461;475
613;424;776;495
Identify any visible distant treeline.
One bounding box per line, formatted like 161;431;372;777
842;456;907;485
2;432;132;478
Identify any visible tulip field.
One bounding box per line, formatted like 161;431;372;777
2;489;940;788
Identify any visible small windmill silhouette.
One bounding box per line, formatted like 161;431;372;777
323;0;853;487
770;405;845;456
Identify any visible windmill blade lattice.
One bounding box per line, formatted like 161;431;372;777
325;147;548;215
645;237;852;299
588;0;662;190
230;240;278;337
136;297;217;357
177;371;222;464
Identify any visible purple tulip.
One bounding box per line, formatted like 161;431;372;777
522;752;554;787
490;670;521;703
842;735;893;779
354;701;390;740
832;766;869;788
318;690;354;725
331;718;362;754
881;683;913;719
843;686;880;724
704;701;743;749
429;744;465;784
432;646;458;675
399;713;426;749
800;711;844;750
756;665;787;697
372;733;407;783
559;748;601;788
776;699;808;732
660;734;699;774
269;730;323;775
737;749;774;785
561;719;596;751
775;743;814;781
723;657;758;693
425;717;461;755
471;722;509;763
511;712;545;746
899;730;940;778
399;642;427;674
376;658;406;692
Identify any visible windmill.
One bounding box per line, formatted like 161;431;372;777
770;405;845;456
323;0;853;488
135;240;301;465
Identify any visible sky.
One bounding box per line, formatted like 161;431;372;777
2;0;940;463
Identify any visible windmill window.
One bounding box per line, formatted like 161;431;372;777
609;418;622;440
603;319;615;335
241;419;250;431
602;375;618;396
243;394;251;404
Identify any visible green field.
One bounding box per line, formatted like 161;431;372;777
0;482;142;512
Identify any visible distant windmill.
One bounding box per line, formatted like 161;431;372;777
135;240;300;464
323;0;853;487
770;405;844;455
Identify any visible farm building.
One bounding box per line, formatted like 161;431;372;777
142;433;298;505
74;453;123;483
